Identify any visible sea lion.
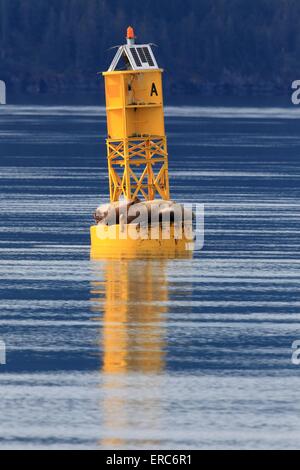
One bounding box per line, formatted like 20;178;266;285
94;199;194;226
93;198;141;225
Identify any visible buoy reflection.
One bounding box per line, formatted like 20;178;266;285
90;256;169;448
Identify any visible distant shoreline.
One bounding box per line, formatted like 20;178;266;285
0;72;293;99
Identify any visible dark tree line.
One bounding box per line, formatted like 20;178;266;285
0;0;299;95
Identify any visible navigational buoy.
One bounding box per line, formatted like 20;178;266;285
90;27;195;258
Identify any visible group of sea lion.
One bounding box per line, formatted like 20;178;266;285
93;198;194;226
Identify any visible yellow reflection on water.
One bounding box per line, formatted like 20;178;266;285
90;256;170;448
91;258;168;373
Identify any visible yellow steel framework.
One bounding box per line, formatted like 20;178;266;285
107;136;170;202
103;69;170;202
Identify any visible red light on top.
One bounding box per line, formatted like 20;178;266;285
127;26;135;40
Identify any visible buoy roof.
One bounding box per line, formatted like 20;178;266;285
108;27;159;71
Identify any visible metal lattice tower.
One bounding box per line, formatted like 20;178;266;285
103;27;170;202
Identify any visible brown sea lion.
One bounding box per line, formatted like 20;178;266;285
93;198;141;225
94;199;194;226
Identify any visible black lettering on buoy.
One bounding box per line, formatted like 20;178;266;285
151;83;158;97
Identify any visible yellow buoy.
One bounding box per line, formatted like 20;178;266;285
90;27;195;259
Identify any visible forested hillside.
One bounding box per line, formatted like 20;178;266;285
0;0;299;95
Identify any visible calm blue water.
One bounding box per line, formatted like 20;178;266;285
0;104;300;449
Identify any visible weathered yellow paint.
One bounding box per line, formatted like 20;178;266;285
90;224;194;259
103;69;170;202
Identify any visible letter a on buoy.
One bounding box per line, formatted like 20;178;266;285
151;83;158;97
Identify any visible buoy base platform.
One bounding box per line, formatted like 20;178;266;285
90;223;194;259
